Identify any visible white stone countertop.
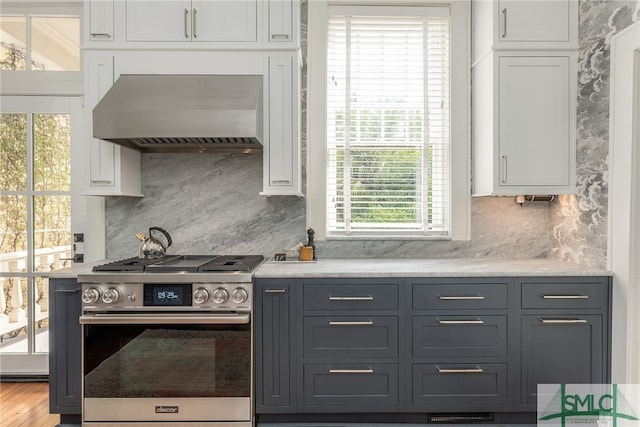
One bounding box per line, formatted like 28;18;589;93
254;258;612;278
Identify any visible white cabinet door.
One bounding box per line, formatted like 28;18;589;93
192;0;257;42
497;0;571;44
86;54;116;188
126;0;256;42
498;55;573;188
88;0;114;41
126;0;191;42
263;55;301;196
268;0;292;43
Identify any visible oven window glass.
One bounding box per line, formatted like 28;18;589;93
83;323;250;398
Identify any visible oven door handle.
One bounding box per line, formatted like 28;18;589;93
79;313;250;325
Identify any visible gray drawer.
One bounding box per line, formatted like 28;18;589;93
303;363;399;410
304;316;398;358
412;283;508;310
521;281;607;309
304;284;399;311
412;363;507;411
412;315;507;358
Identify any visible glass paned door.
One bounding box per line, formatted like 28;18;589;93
1;104;73;373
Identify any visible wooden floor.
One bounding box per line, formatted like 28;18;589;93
0;382;59;427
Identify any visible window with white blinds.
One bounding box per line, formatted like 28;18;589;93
326;6;450;237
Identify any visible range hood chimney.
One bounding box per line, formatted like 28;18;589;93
93;74;263;153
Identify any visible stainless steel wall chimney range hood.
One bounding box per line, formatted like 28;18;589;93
92;74;263;153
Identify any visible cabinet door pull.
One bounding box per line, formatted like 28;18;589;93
192;8;198;38
438;320;485;325
501;8;507;38
501;155;508;183
271;34;290;40
90;33;112;38
438;367;484;374
328;321;374;326
329;369;374;374
184;8;189;38
271;179;291;185
90;179;113;185
329;296;374;301
264;288;287;294
539;318;588;324
438;295;484;300
542;294;589;299
55;288;79;293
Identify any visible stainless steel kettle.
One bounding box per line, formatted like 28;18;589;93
136;227;172;259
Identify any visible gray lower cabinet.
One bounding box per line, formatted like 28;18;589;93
254;275;612;418
49;278;82;420
518;277;611;409
254;280;293;412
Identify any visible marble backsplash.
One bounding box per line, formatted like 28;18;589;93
107;0;639;263
106;152;549;260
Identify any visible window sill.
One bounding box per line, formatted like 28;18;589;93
325;234;452;241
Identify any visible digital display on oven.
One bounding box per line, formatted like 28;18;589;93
143;284;192;307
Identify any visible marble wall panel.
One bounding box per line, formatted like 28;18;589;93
548;0;640;268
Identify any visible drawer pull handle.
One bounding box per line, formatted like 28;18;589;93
328;321;374;326
264;289;287;294
438;368;484;374
90;33;112;38
438;320;485;325
271;34;290;40
438;296;485;300
542;295;589;299
55;288;79;293
329;369;374;374
540;318;588;324
329;296;374;301
272;179;291;184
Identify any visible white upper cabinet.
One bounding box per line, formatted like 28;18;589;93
84;52;142;197
473;0;578;61
126;0;257;42
267;0;293;44
472;0;578;196
88;0;114;41
88;0;299;48
497;0;573;44
262;54;301;196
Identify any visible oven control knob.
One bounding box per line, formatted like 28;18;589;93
212;288;229;304
193;288;210;304
232;288;248;304
101;288;120;304
81;287;100;304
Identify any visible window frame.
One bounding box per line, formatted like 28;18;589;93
0;2;83;96
306;0;471;241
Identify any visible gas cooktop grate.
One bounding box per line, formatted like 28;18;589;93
92;255;265;273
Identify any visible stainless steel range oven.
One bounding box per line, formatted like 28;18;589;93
77;255;264;427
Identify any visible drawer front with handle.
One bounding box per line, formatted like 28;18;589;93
521;281;608;309
411;363;508;411
303;284;399;311
303;316;398;358
412;315;507;358
412;283;508;310
302;363;399;410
